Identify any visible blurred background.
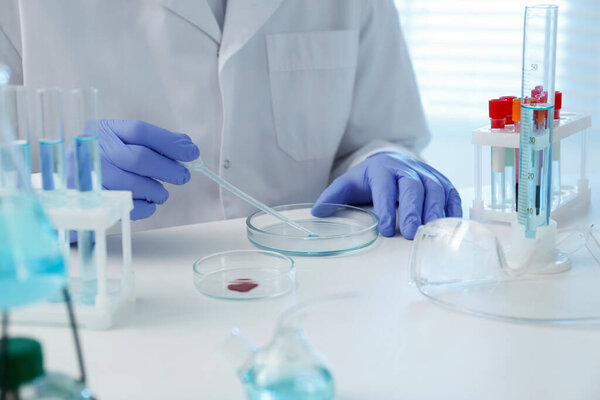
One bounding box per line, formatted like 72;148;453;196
394;0;600;188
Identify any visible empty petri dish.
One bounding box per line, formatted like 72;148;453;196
193;250;295;300
246;203;379;256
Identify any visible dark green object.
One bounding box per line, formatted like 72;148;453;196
0;337;44;389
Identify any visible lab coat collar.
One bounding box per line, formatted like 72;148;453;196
159;0;222;44
219;0;285;72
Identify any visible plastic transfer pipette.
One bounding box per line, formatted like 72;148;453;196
183;158;318;237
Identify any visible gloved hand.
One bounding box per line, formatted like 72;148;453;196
311;153;462;240
67;120;199;220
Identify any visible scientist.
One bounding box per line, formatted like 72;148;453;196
0;0;461;239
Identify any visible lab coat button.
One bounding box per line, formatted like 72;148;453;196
223;159;230;169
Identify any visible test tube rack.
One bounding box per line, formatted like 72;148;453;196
470;111;592;223
12;190;134;330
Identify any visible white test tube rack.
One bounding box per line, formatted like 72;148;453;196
470;111;592;223
12;189;134;330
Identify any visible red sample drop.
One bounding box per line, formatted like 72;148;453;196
228;278;259;293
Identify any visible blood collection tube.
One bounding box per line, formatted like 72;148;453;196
554;91;562;121
489;99;505;129
512;98;521;210
512;98;521;133
500;95;517;126
551;90;562;195
489;99;505;209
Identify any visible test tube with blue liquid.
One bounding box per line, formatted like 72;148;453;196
517;5;558;238
0;86;31;188
37;88;67;202
36;87;70;273
71;87;102;305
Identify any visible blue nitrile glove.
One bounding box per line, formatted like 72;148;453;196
311;153;462;240
67;120;199;220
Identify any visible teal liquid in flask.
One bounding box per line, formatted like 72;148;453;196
239;328;334;400
0;192;66;309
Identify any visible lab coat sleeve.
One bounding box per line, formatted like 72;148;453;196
331;0;430;180
0;0;23;84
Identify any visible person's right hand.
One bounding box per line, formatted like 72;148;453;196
68;120;199;220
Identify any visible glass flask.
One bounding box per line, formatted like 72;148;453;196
236;299;338;400
0;92;66;309
0;337;94;400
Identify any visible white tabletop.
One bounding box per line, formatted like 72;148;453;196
10;157;600;400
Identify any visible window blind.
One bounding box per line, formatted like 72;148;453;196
395;0;600;138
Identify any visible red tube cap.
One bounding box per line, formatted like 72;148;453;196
555;91;562;110
489;99;505;119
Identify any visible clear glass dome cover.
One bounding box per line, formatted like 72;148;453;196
409;218;600;323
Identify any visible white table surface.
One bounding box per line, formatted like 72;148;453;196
10;161;600;399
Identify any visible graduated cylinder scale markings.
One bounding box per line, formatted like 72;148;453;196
517;104;553;238
516;4;558;238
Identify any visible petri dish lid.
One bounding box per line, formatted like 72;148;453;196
193;250;294;300
246;203;379;256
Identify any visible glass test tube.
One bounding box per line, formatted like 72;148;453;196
551;91;562;195
0;85;31;188
37;88;67;199
501;96;516;207
517;4;558;237
512;98;521;211
36;87;70;271
71;87;102;305
489;99;505;209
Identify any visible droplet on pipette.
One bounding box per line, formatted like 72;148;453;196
228;279;259;293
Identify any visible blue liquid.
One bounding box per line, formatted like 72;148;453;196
0;192;66;309
517;104;553;238
74;136;101;195
40;138;66;192
74;136;102;304
242;367;334;400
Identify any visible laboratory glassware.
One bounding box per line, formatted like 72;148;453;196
409;218;600;323
0;337;93;400
236;297;339;400
193;250;294;300
71;87;102;305
0;86;31;182
36;88;67;199
0;99;90;398
183;157;317;237
517;4;558;238
551;91;562;195
500;96;517;207
489;99;506;209
0;112;65;309
246;203;379;255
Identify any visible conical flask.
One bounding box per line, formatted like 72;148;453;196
0;87;66;310
237;298;341;400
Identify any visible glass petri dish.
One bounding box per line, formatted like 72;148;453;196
193;250;294;300
246;203;379;256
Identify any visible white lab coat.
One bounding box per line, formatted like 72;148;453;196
0;0;430;231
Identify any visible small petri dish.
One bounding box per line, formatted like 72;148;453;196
246;203;379;256
193;250;295;300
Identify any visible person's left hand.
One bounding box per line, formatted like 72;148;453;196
311;153;462;240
